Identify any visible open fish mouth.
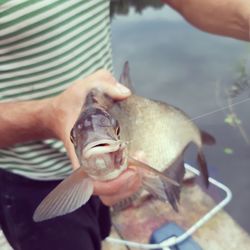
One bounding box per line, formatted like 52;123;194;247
83;139;122;158
82;140;128;180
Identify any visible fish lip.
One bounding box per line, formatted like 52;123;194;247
83;139;121;159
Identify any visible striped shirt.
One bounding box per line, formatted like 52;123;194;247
0;0;113;180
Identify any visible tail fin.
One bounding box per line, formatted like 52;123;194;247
197;151;209;187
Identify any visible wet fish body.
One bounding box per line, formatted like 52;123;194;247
33;62;211;222
111;95;202;172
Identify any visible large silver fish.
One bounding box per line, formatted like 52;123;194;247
33;62;212;222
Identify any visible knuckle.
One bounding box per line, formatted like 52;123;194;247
128;176;141;192
78;69;117;93
100;196;113;206
96;68;111;76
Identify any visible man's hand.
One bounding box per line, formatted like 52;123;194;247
94;151;147;206
49;69;131;169
0;69;143;204
50;70;142;205
0;70;130;154
93;168;141;206
163;0;250;41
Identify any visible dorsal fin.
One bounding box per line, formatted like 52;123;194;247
84;89;114;110
119;61;134;91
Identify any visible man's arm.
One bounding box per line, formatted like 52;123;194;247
0;99;54;148
0;70;130;168
0;70;141;205
163;0;250;41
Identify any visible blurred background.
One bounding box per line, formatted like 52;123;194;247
110;0;250;233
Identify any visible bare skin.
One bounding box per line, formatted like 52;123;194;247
164;0;250;41
0;70;141;206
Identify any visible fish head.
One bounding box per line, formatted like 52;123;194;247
70;105;127;180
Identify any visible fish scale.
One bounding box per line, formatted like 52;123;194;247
111;95;202;172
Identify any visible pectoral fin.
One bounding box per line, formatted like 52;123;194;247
33;167;94;222
128;157;179;186
128;157;182;212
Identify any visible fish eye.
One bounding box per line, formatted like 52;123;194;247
70;129;75;144
116;127;120;135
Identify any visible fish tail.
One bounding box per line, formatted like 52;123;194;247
197;151;209;187
160;155;186;211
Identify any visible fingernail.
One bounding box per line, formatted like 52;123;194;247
116;82;131;95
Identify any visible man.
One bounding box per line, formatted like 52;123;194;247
164;0;250;41
0;1;249;250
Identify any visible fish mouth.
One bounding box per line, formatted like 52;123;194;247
83;139;121;159
82;139;128;181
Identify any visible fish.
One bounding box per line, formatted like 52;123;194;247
33;62;212;222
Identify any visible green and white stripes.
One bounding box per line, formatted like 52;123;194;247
0;0;113;180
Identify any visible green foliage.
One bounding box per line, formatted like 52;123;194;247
228;55;250;98
224;113;242;126
224;147;234;155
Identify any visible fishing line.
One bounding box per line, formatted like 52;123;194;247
190;96;250;121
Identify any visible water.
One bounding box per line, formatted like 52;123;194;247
110;1;250;234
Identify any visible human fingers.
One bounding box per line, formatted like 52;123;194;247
51;69;131;169
93;168;141;206
93;169;139;196
74;69;131;101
